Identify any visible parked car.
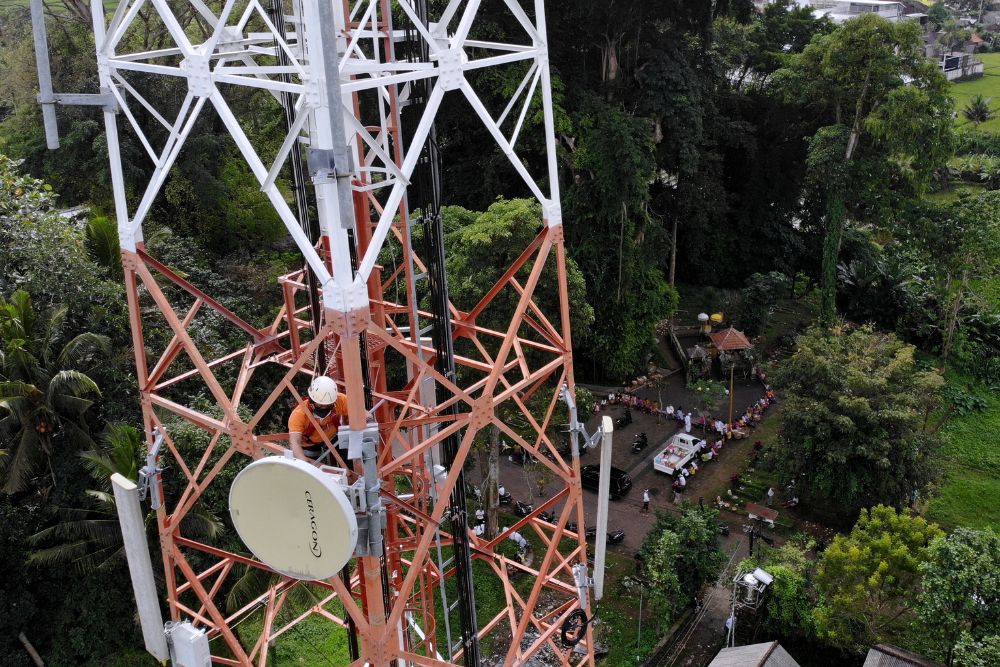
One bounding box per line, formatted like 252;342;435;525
580;464;632;499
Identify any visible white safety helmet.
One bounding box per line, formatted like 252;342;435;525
308;376;339;406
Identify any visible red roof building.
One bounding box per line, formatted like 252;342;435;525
708;327;752;352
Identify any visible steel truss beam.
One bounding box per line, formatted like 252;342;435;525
80;0;595;663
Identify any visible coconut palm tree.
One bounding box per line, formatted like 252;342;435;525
0;289;110;493
962;94;994;126
27;423;223;573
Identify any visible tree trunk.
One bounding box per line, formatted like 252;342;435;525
669;216;678;287
940;271;968;370
485;425;500;540
17;633;44;667
616;202;625;303
819;189;846;328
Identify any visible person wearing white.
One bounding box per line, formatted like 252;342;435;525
642;489;651;513
684;413;692;433
508;530;528;551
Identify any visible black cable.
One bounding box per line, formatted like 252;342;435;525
267;0;325;372
405;0;479;659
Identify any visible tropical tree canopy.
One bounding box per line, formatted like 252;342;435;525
813;506;943;654
0;290;109;493
773;325;943;518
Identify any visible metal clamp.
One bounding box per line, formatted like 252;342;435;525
560;384;605;456
138;427;165;510
347;423;384;558
572;563;592;608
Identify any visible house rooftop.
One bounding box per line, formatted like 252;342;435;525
709;641;800;667
708;327;752;352
863;644;944;667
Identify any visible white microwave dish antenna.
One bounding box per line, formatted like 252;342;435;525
230;457;358;580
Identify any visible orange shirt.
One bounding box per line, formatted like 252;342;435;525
288;394;349;444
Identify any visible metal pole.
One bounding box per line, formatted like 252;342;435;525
636;584;643;660
728;596;737;648
29;0;59;149
728;364;735;426
593;415;614;601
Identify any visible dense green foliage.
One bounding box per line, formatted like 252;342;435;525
443;198;594;347
813;506;943;655
0;290;109;493
737;537;816;640
640;505;726;627
737;271;791;336
774;14;954;325
917;528;1000;665
773;326;943;520
838;190;1000;384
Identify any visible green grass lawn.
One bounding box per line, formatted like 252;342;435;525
592;551;666;666
923;182;987;204
229;592;351;666
926;369;1000;532
951;53;1000;133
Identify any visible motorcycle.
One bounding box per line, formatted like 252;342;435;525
513;500;534;518
539;510;557;523
584;526;625;545
568;522;624;544
615;408;633;428
631;432;648;454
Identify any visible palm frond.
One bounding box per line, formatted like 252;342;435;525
56;332;111;371
0;379;36;397
50;394;94;417
84;216;122;275
5;346;42;383
181;508;224;540
86;489;115;505
28;516;120;544
0;381;38;417
28;540;122;574
2;291;35;342
2;427;45;494
60;419;98;450
46;370;100;403
145;225;173;248
226;564;277;614
81;423;143;482
39;304;68;364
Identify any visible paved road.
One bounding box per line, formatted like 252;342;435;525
486;377;767;555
